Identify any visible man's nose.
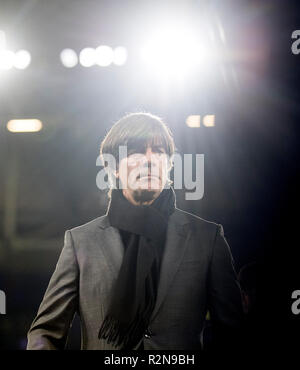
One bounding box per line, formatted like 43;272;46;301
140;148;156;168
143;148;159;167
145;147;154;161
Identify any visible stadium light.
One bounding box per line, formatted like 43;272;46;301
60;48;78;68
186;115;201;128
203;115;215;127
186;115;215;127
14;50;31;69
113;46;127;66
96;45;113;67
140;20;221;79
79;48;96;67
7;119;43;133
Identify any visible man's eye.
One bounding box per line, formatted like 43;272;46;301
128;150;143;156
153;148;165;154
129;152;142;157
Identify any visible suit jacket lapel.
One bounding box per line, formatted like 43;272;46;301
97;215;124;280
149;210;190;321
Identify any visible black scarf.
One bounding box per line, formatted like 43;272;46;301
98;187;176;349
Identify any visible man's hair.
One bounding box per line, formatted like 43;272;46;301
100;112;175;188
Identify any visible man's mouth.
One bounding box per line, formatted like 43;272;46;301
137;174;160;180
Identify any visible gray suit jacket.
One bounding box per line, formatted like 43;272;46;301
27;208;243;350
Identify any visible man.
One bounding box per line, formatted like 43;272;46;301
27;112;244;350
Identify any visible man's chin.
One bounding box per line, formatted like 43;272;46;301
131;189;160;204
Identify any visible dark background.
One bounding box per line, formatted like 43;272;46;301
0;0;299;353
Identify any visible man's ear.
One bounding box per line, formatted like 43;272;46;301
168;155;174;171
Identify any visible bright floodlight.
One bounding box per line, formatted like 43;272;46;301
113;46;127;66
96;45;113;67
7;119;43;133
140;24;217;78
0;49;15;70
60;48;78;68
14;50;31;69
79;47;96;67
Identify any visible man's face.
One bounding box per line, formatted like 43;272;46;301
117;144;170;204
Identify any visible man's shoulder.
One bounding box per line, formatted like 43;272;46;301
172;207;220;233
68;214;108;236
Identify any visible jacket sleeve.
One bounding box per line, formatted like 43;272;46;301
207;224;244;348
27;230;79;350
